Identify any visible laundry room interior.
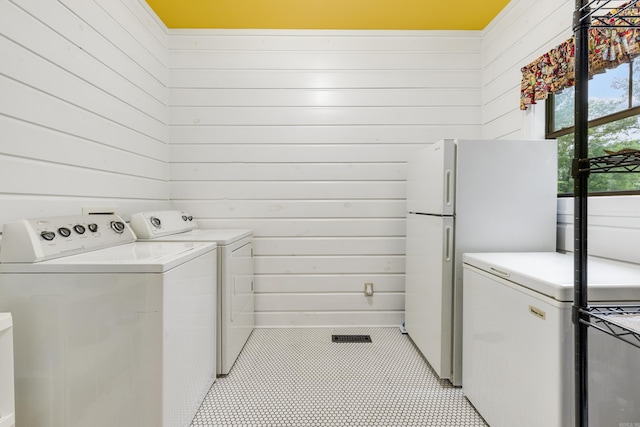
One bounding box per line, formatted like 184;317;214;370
1;0;640;426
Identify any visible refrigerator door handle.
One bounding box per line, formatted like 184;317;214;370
444;226;453;261
445;170;453;206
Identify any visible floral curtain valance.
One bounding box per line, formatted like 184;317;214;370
520;5;640;110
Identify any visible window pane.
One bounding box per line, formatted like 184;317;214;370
552;87;574;131
555;117;640;194
552;64;630;133
589;62;630;119
588;116;640;193
632;59;640;107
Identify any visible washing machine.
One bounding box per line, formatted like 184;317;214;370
462;251;640;427
0;214;217;427
130;210;253;375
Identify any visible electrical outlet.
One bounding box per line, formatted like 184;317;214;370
364;282;374;297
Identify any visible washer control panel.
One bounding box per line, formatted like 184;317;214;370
0;214;136;263
129;210;197;239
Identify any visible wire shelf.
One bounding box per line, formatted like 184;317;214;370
580;305;640;349
579;0;640;27
577;151;640;174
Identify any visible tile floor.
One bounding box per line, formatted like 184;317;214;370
191;327;488;426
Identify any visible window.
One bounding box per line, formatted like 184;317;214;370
546;61;640;195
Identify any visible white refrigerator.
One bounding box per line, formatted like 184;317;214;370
404;138;557;386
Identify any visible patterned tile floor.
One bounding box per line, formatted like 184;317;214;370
191;327;488;426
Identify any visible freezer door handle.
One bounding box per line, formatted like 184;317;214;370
445;170;452;206
489;266;510;278
444;226;453;261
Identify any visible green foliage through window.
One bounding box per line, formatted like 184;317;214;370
547;61;640;195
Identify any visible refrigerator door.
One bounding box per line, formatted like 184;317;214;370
404;213;454;380
406;139;456;216
450;138;557;385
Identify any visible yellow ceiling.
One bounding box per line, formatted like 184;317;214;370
145;0;511;30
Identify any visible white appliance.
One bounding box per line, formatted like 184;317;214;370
404;139;557;385
130;210;254;375
463;252;640;427
0;313;15;427
0;215;217;427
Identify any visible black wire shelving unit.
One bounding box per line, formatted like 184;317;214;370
573;1;640;426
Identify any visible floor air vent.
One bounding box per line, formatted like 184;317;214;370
331;334;372;343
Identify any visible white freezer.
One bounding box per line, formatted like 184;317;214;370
462;251;640;427
404;139;557;385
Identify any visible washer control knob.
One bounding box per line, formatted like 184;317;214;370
150;216;161;228
73;225;86;234
58;227;71;238
182;215;188;221
110;221;126;234
40;231;56;241
88;223;98;233
188;216;193;221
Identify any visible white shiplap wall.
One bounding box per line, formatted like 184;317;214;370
483;0;640;264
0;0;169;226
481;0;573;140
168;30;483;326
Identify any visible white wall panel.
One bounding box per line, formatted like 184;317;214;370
168;29;482;327
481;0;573;139
256;274;404;293
171;69;481;89
255;312;404;328
170;106;479;126
0;76;164;160
194;219;405;237
168;30;481;51
484;1;640;268
0;0;169;227
256;255;404;274
1;1;167;118
256;293;404;312
0;195;168;224
557;197;640;264
170;51;480;70
253;237;406;256
172;181;405;200
171;144;424;163
170;163;406;181
0;155;166;200
170;88;480;107
1;116;166;180
170;200;405;218
0;37;165;143
170;125;480;144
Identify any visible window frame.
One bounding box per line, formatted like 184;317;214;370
545;62;640;197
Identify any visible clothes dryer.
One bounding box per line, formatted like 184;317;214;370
130;210;253;375
0;215;217;427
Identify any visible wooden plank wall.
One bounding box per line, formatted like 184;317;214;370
481;0;573;140
483;0;640;265
0;0;170;226
168;30;483;326
2;0;639;326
